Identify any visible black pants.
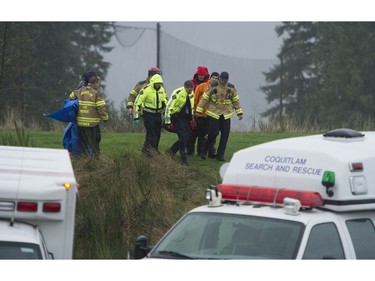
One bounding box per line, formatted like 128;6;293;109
205;115;231;159
77;125;101;157
188;117;216;156
170;116;191;163
141;111;162;156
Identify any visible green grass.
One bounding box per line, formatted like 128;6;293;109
0;126;35;147
29;130;308;181
0;128;311;259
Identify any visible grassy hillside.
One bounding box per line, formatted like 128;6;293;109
29;130;307;182
0;129;309;258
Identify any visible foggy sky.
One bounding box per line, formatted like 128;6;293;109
104;22;282;110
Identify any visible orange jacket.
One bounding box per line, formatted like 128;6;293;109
194;80;211;118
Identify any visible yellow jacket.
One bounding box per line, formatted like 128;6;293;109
135;74;168;118
165;86;194;125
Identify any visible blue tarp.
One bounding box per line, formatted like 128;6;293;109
43;99;79;122
43;99;81;157
62;121;80;156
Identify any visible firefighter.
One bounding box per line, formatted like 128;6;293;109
195;71;243;161
69;74;109;157
134;74;168;157
126;67;162;116
77;70;97;89
164;80;195;165
188;71;219;157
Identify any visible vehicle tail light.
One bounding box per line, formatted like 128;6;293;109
17;202;38;212
43;203;61;213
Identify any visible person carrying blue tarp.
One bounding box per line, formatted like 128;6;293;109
44;70;109;158
68;73;109;157
43;96;80;156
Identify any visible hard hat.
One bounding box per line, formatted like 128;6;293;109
148;67;162;76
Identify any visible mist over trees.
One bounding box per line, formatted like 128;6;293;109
0;22;114;128
261;22;375;129
2;22;375;131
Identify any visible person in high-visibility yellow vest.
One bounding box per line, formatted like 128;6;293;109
164;80;195;165
126;67;162;116
195;71;243;161
134;74;168;157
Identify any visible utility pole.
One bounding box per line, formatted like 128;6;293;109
156;22;161;69
114;22;161;68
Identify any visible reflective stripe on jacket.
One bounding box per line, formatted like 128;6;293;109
165;86;194;125
134;74;168;119
127;79;148;108
196;83;243;120
69;84;109;127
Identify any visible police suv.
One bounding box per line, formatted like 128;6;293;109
135;129;375;259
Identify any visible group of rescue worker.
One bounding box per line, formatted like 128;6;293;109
66;66;243;164
127;66;243;165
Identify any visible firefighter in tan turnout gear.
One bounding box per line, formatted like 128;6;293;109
69;74;109;157
195;71;243;161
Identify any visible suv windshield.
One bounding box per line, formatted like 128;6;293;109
150;212;305;259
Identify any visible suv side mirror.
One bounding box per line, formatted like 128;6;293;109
134;235;150;259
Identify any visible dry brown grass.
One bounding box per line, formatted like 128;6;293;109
72;152;206;259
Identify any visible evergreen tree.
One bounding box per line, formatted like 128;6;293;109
261;22;318;123
261;22;375;128
0;22;114;127
314;22;375;124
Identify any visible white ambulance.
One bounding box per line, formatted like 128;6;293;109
135;129;375;259
0;145;78;259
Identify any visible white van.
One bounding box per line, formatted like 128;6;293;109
135;129;375;259
0;145;78;259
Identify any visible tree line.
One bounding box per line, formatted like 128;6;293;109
261;22;375;129
1;22;374;131
0;22;114;128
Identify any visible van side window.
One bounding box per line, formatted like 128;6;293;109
303;223;345;259
346;219;375;259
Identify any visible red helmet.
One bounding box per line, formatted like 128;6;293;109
148;67;162;77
